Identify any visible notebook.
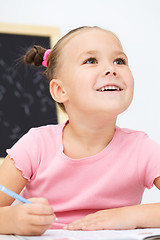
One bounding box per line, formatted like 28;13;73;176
13;228;160;240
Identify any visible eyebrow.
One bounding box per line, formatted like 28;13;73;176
78;50;128;61
114;50;128;60
78;50;99;60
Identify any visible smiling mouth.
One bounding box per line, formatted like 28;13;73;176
96;85;122;92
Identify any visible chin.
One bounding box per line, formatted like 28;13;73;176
100;105;130;118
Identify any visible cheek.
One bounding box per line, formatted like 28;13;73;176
126;72;134;104
68;72;90;91
129;76;134;93
125;69;134;90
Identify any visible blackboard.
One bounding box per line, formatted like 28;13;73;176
0;24;60;157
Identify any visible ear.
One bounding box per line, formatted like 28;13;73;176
49;79;69;103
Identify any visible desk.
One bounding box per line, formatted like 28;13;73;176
1;229;160;240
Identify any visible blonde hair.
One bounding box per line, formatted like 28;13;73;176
24;26;121;112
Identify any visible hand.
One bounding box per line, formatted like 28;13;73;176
8;198;56;235
64;207;137;231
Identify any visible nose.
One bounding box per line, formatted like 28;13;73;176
104;66;117;77
105;71;117;76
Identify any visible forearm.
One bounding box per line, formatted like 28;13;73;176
66;203;160;231
0;206;14;234
131;203;160;228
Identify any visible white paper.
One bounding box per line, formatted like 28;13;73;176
13;228;160;240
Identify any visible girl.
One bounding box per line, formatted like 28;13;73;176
0;26;160;236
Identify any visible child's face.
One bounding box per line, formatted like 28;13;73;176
57;29;134;117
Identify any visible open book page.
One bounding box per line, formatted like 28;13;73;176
15;228;160;240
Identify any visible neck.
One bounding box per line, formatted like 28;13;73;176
62;113;117;159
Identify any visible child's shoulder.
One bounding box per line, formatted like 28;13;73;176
116;126;151;146
117;126;147;136
27;122;65;138
30;123;62;131
116;126;160;149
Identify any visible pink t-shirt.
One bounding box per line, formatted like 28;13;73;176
6;123;160;229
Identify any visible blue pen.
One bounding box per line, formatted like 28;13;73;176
0;184;59;221
0;184;32;204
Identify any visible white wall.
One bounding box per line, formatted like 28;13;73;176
0;0;160;203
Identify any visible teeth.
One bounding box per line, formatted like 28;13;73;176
98;85;120;91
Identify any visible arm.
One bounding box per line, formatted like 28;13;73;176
0;156;56;235
64;176;160;231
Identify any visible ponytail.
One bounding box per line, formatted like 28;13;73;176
24;45;47;66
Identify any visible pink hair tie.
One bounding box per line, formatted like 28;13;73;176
42;49;52;67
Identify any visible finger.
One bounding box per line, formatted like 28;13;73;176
67;221;104;231
70;214;92;224
28;213;55;226
66;215;102;230
32;224;52;235
69;215;90;226
28;197;50;205
23;203;54;215
65;221;87;231
22;223;52;236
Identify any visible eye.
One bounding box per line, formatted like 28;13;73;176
113;58;127;65
84;57;98;64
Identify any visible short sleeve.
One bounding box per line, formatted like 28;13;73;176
138;134;160;189
6;128;40;181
